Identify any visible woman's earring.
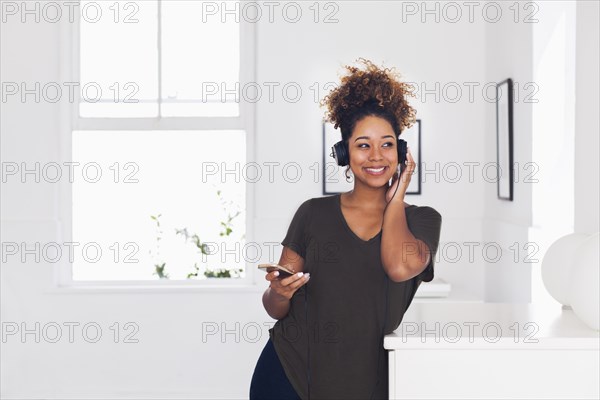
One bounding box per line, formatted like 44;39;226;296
345;167;353;182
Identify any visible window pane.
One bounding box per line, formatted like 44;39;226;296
72;130;246;280
79;1;159;117
161;1;240;117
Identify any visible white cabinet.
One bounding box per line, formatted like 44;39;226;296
384;303;600;399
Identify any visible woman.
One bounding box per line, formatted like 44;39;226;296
250;58;442;400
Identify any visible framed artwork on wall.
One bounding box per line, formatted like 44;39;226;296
496;78;514;201
322;119;422;195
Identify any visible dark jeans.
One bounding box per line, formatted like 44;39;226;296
250;338;301;400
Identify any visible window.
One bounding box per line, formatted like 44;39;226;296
65;1;254;284
530;1;576;307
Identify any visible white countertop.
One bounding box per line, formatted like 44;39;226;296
384;302;600;350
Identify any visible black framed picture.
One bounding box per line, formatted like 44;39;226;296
496;78;514;201
322;119;422;195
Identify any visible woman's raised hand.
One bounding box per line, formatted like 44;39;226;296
386;147;416;204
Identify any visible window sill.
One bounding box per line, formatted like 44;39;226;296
45;282;266;295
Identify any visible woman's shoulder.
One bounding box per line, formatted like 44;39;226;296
298;195;338;208
290;195;337;217
405;204;442;221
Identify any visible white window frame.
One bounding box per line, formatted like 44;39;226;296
55;1;258;291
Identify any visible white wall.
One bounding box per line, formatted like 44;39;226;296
483;2;534;302
575;0;600;234
1;1;598;399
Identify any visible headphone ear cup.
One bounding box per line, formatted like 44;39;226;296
397;139;408;165
332;141;349;166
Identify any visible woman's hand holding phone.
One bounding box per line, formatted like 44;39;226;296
263;265;310;301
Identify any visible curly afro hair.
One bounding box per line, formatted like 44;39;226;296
320;58;417;143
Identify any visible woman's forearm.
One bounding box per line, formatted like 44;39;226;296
262;287;291;320
380;200;430;282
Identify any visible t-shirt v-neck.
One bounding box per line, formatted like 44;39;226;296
336;193;417;244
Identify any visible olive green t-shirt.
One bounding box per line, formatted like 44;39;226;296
269;194;442;400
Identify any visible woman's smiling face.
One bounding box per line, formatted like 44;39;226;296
347;115;399;188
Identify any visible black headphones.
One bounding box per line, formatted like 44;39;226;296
330;137;408;167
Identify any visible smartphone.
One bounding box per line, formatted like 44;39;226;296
258;263;295;277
